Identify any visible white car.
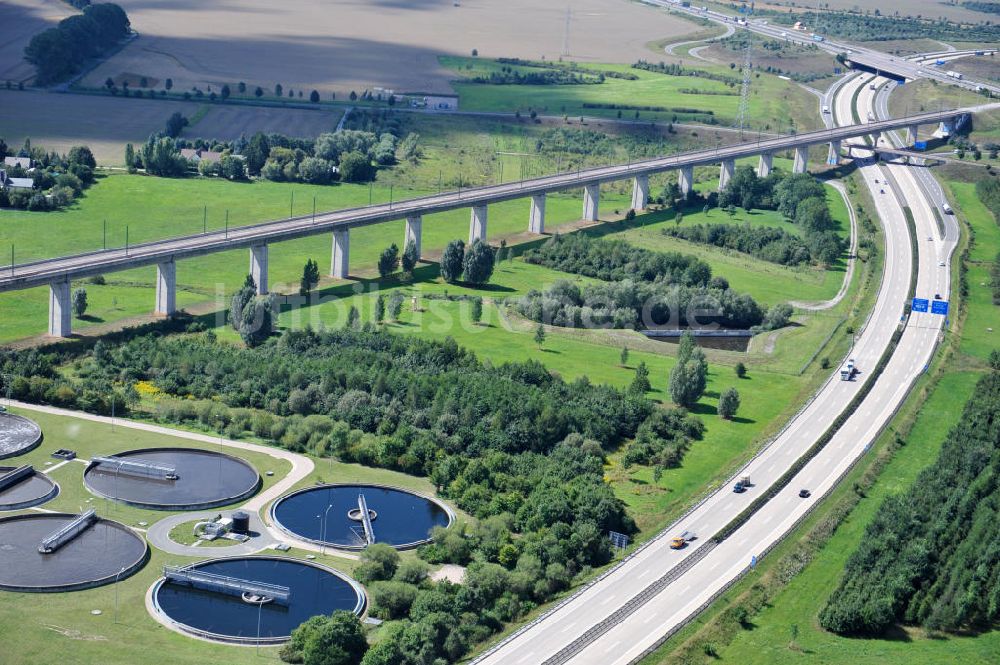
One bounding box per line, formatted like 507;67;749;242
938;261;946;267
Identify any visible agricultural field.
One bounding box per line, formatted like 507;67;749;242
0;89;343;165
729;0;996;24
700;35;841;88
946;53;1000;86
442;57;822;132
79;0;698;99
0;0;71;84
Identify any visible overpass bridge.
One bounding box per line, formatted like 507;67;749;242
0;109;969;338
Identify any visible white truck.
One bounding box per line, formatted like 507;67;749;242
840;358;857;381
946;70;963;80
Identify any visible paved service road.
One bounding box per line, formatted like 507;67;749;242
473;71;954;665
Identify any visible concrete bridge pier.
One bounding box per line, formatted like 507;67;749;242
906;125;919;146
249;244;268;295
583;184;600;222
405;215;422;260
827;140;841;165
718;159;735;190
757;152;773;177
529;194;546;234
154;260;176;316
48;278;71;338
470;205;488;243
331;229;350;279
793;146;809;174
937;120;953;137
630;175;649;211
678;166;694;197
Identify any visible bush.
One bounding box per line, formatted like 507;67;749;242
377;243;399;277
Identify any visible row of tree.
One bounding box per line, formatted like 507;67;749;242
819;369;1000;635
663;222;818;266
523;233;714;286
24;3;130;84
513;277;767;330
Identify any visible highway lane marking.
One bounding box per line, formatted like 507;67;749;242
515;651;535;664
559;620;577;635
603;640;622;655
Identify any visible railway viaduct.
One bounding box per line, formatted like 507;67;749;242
0;109;968;337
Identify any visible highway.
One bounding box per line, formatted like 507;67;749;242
473;71;954;665
0;111;962;294
641;0;999;95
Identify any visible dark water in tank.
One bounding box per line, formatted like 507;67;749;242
155;558;361;640
272;485;450;548
647;334;751;352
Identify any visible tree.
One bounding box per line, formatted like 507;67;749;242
219;154;247;180
718;387;740;419
300;259;320;295
620;346;629;367
630;361;651;394
401;240;419;273
470;296;483;325
310;89;320;103
274;83;283;97
374;294;386;323
293;611;367;665
220;84;230;100
72;287;88;318
378;243;399;277
164;112;188;138
124;143;136;173
735;361;747;378
356;543;400;584
165;78;173;91
534;324;546;347
230;274;256;330
338;151;375;183
349;90;357;101
237;81;246;93
67;145;96;169
346;305;360;329
669;332;707;407
238;295;274;347
762;303;793;330
462;241;495;285
254;86;263;98
244;132;270;176
388;292;404;321
440;240;465;283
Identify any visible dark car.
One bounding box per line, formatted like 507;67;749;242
733;483;747;493
798;489;811;498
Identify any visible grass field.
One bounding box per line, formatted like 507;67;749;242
0;173;630;343
641;169;1000;663
441;57;822;132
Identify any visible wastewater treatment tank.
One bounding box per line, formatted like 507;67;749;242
151;556;365;644
83;447;260;510
270;484;454;550
0;512;148;592
0;465;58;511
0;412;42;460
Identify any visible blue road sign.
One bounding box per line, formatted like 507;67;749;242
931;300;950;316
750;555;757;569
911;298;929;313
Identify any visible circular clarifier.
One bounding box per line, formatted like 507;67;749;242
0;466;58;511
151;556;365;644
83;447;260;510
0;412;42;460
0;513;148;592
270;484;454;550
